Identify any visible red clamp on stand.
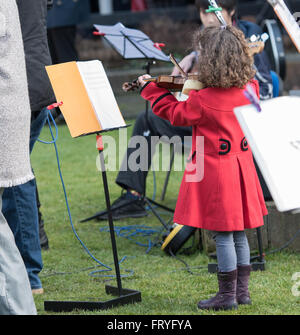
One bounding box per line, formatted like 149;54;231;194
93;31;106;36
153;42;165;51
47;101;63;110
96;134;104;151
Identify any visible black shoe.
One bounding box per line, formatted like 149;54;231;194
97;191;148;220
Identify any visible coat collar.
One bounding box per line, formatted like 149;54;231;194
195;80;258;111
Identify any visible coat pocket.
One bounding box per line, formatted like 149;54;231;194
0;12;7;38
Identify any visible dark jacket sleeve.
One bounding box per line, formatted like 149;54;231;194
16;0;56;112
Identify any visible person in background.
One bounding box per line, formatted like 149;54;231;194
2;0;56;295
47;0;91;64
131;0;148;11
47;0;91;124
0;0;37;315
175;0;273;100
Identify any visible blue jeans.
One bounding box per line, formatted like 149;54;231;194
213;231;250;273
0;189;37;314
2;108;48;289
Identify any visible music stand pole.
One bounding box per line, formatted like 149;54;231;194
97;135;123;295
250;226;266;271
144;60;152;113
44;134;141;312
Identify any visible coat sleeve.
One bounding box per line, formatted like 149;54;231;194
140;82;203;127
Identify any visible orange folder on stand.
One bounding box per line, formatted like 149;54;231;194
46;60;126;138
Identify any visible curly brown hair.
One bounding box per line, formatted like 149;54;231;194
193;25;256;89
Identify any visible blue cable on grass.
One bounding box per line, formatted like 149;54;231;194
38;110;133;279
99;225;163;254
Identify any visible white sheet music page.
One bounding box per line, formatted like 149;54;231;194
268;0;300;52
76;60;126;130
234;96;300;212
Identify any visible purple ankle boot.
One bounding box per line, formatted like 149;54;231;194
236;265;252;305
197;269;238;311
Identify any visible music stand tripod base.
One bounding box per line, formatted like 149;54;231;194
44;285;141;312
251;260;266;271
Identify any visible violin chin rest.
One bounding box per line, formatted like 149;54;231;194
182;79;204;95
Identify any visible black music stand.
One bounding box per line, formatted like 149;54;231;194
93;22;170;62
80;23;174;230
44;133;141;312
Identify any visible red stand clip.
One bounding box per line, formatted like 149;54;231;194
93;31;106;36
47;101;63;110
96;135;104;151
153;43;166;51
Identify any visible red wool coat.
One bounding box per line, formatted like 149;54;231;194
141;80;268;231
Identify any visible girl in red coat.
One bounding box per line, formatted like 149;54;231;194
138;25;268;311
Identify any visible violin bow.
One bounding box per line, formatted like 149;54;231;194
169;54;188;78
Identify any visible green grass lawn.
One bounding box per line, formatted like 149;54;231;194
31;122;300;315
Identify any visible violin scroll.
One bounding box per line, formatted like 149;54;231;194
122;79;140;92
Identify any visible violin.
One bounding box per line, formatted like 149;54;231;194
122;74;202;92
122;41;265;94
122;53;204;93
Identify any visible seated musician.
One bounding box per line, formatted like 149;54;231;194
97;0;273;220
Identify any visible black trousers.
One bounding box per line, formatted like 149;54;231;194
116;109;192;195
47;26;78;64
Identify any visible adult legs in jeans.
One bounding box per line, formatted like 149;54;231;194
2;108;48;290
0;189;37;315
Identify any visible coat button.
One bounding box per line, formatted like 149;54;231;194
241;137;248;151
220;143;227;150
219;139;231;155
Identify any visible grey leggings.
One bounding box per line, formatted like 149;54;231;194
213;231;250;272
